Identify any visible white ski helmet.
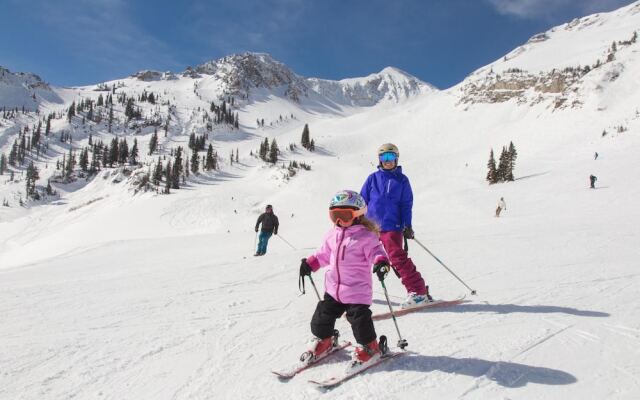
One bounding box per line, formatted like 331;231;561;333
378;143;399;157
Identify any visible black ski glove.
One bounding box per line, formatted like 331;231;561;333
300;258;312;277
273;230;278;235
373;261;390;281
403;226;415;239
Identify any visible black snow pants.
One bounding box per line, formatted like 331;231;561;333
311;293;376;345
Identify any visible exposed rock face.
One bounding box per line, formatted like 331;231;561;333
187;53;434;106
131;70;176;81
459;68;585;107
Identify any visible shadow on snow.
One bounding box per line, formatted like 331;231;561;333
370;300;609;318
392;353;577;388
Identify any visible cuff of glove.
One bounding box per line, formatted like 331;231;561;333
306;255;321;272
373;255;388;265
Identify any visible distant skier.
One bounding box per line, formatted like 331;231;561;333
360;143;432;309
495;197;506;217
299;190;390;365
254;205;279;256
590;175;597;189
594;152;599;160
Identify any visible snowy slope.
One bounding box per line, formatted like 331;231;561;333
0;66;64;110
1;2;640;400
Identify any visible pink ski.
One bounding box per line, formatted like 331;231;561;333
372;296;467;321
308;352;405;389
272;341;351;379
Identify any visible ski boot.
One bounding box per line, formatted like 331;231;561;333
300;329;340;363
351;335;386;366
401;286;433;309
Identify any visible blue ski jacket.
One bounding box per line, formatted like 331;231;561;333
360;166;413;232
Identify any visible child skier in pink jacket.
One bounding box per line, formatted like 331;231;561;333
299;190;391;365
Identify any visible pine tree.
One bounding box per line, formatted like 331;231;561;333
125;98;135;121
301;123;310;149
25;161;40;199
506;141;517;181
172;147;183;189
45;115;52;136
79;147;89;172
0;153;7;175
108;105;114;133
109;137;119;167
9;141;18;166
486;149;498;184
67;101;76;122
190;150;199;174
33;121;42;148
152;157;163;186
496;146;508;182
205;144;216;171
269;138;279;164
260;137;270;161
164;159;172;194
149;129;158;155
129;138;139;165
19;134;26;164
119;138;129;164
65;148;74;178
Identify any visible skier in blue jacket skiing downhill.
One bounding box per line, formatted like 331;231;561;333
360;143;431;309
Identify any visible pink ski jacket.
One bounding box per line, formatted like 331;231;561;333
306;224;388;305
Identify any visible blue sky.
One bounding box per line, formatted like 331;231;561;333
0;0;635;88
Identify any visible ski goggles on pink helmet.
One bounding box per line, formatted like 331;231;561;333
328;206;367;225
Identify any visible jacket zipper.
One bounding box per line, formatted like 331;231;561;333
335;229;345;303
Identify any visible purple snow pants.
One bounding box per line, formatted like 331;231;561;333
379;231;426;295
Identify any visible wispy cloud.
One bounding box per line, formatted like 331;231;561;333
486;0;636;20
16;0;181;78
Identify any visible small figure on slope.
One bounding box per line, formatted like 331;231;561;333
299;190;391;366
590;174;597;189
254;204;279;256
360;143;432;309
495;197;506;218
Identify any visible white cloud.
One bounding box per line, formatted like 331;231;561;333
486;0;636;19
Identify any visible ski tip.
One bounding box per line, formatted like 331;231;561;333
272;371;294;380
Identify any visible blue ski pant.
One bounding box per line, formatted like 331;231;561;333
257;231;273;254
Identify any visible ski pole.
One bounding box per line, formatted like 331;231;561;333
308;274;322;301
413;237;477;295
253;231;258;253
379;278;408;350
276;234;297;250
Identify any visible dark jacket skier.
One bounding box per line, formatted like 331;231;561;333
590;175;597;189
254;205;279;256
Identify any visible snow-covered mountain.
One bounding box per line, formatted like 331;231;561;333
0;66;63;110
178;52;435;106
457;1;640;110
1;2;640;399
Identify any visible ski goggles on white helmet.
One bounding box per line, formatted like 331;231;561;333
379;152;398;162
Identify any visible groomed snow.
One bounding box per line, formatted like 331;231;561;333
1;3;640;399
